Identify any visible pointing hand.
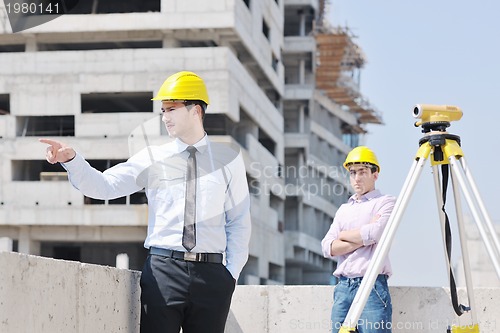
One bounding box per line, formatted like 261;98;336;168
39;138;76;164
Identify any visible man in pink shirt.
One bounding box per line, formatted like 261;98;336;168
321;146;396;333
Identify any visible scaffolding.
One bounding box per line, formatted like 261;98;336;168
315;2;383;125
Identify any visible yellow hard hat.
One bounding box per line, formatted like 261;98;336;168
343;146;380;172
152;71;210;104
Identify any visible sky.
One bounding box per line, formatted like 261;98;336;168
328;0;500;287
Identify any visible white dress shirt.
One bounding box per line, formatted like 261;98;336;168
62;135;252;280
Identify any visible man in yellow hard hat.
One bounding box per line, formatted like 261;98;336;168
40;71;251;333
321;146;396;333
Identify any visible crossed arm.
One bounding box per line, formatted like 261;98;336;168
328;214;381;256
329;230;364;256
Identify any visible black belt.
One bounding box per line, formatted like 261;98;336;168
149;247;223;263
339;274;388;284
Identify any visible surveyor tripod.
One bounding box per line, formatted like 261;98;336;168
339;105;500;333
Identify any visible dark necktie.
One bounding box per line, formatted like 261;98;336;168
182;146;197;251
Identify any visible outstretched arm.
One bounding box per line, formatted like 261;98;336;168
39;138;144;199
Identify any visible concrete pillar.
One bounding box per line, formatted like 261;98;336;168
299;11;306;37
259;258;268;280
0;237;13;252
116;253;129;269
25;35;38;52
299;59;305;84
298;150;305;186
18;227;41;255
235;121;258;148
162;37;180;48
299;105;305;133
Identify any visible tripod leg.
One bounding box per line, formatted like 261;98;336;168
340;156;428;332
458;157;500;262
431;165;454;282
433;163;477;319
449;156;500;278
449;163;478;327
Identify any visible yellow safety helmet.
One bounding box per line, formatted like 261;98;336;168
343;146;380;172
152;71;210;104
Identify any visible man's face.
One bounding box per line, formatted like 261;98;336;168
161;101;197;139
348;164;378;197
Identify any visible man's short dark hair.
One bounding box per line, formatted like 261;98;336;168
348;162;379;173
185;100;207;119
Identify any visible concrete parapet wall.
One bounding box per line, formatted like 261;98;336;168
1;252;498;333
0;251;141;332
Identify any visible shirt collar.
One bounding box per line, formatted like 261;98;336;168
174;133;209;154
348;189;381;203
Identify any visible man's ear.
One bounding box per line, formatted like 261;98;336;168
191;104;202;117
373;171;379;181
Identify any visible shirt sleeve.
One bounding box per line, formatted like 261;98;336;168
223;152;252;281
321;211;341;259
61;151;147;200
359;195;396;246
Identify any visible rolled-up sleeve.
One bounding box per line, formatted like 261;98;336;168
359;195;396;246
321;215;340;259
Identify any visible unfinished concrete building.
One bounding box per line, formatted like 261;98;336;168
282;1;381;284
0;0;380;284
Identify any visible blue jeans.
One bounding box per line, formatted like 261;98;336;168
331;275;392;333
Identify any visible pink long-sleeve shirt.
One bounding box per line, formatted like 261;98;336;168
321;189;396;278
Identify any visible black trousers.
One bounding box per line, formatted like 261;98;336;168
140;254;236;333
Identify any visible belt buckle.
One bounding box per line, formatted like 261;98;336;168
183;252;198;262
